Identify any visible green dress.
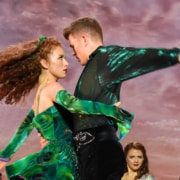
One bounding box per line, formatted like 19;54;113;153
0;90;134;180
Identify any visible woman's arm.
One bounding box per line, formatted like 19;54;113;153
58;90;135;139
0;110;34;162
47;82;135;140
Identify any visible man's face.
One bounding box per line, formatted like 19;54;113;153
68;34;89;66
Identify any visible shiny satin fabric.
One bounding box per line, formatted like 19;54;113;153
0;90;134;179
74;45;179;133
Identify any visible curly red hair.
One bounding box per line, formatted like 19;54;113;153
0;36;61;104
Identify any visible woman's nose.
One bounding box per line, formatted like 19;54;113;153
64;58;69;66
134;157;139;162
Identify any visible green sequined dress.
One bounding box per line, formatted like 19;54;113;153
0;90;134;180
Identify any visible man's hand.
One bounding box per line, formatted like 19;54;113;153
0;161;7;170
114;101;121;107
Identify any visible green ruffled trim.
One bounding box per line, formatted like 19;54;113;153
55;90;135;140
0;110;34;159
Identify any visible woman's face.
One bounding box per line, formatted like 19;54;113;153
126;148;144;171
45;46;69;79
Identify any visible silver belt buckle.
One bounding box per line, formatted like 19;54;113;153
73;131;95;150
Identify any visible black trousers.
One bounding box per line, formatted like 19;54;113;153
74;126;126;180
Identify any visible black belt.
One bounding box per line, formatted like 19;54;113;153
73;125;118;151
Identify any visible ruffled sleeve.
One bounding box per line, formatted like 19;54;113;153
0;109;34;161
55;90;135;140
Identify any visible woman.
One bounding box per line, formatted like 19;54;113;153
121;142;155;180
0;36;134;180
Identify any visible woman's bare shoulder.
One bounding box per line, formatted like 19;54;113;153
45;81;64;92
45;81;65;100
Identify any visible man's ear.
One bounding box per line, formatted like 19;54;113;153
81;34;88;46
40;59;48;69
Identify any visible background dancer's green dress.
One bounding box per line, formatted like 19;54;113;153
0;90;134;180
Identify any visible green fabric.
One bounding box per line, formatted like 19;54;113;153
0;111;34;160
0;107;77;180
73;45;179;132
56;90;135;140
0;90;135;179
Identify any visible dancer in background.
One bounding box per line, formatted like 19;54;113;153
121;142;155;180
0;36;134;179
63;17;180;180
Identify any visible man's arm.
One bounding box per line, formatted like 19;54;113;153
103;46;180;83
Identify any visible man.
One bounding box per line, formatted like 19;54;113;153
63;17;180;180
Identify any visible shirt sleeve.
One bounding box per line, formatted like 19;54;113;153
100;46;179;84
0;110;34;161
55;90;135;140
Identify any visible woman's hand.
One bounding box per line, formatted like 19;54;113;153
37;133;48;148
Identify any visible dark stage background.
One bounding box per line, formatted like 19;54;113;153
0;0;180;179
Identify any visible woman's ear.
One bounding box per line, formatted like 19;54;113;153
40;59;48;69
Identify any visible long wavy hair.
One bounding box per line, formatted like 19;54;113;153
0;36;61;104
124;142;150;179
